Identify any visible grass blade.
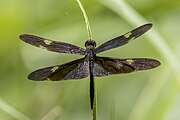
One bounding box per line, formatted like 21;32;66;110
92;80;97;120
0;98;31;120
76;0;93;39
41;106;62;120
127;68;171;120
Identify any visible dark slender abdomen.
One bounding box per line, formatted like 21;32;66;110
89;60;94;109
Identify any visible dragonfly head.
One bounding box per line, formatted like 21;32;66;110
85;40;96;48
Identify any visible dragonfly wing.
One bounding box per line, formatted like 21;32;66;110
94;56;160;77
28;58;89;81
94;62;111;76
19;34;86;55
95;24;152;54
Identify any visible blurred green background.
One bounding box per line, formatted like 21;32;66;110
0;0;180;120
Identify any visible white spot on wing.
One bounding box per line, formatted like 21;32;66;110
124;32;132;38
126;59;134;64
51;66;59;72
44;40;52;45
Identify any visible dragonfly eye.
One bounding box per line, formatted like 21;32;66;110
85;40;96;47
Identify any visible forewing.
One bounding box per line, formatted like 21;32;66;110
28;58;89;81
94;57;160;77
95;23;152;53
19;34;86;55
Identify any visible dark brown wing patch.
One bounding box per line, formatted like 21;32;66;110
122;58;161;70
94;56;160;77
95;24;152;53
94;57;135;77
19;34;86;55
28;58;89;81
93;62;111;77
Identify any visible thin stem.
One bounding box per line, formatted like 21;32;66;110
41;106;62;120
76;0;93;39
0;98;31;120
93;78;97;120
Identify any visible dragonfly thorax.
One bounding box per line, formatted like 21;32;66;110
85;40;96;48
85;40;96;60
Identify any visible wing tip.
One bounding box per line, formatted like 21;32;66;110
144;23;153;31
27;73;37;81
153;59;161;68
27;72;45;81
145;59;161;70
19;34;32;43
132;58;161;71
19;34;28;40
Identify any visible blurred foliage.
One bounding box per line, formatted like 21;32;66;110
0;0;180;120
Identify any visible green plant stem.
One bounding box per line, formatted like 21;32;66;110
93;79;97;120
76;0;93;40
0;98;31;120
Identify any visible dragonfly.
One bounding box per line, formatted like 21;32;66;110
19;23;160;109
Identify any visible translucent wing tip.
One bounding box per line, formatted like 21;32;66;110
19;34;27;39
138;59;161;70
19;34;31;43
27;72;39;81
27;68;49;81
28;75;34;80
151;59;161;68
27;72;46;81
142;23;153;31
